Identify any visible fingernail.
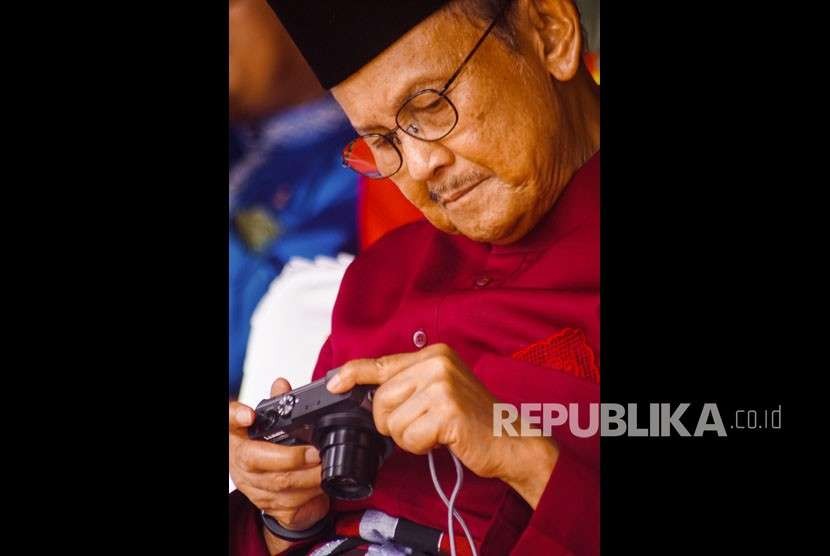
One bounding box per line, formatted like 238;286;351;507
305;448;320;464
326;373;341;391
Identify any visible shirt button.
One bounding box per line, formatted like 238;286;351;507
475;275;491;288
412;329;428;349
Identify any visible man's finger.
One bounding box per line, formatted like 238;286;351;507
270;378;292;397
245;465;324;492
230;402;255;429
371;376;421;436
398;411;444;455
239;440;321;472
384;386;433;447
327;347;440;393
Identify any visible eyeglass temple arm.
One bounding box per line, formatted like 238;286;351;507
440;5;509;95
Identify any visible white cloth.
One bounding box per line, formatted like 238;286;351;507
230;253;354;493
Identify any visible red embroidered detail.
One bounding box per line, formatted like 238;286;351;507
512;328;599;384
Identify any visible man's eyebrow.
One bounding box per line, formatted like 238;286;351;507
353;76;445;135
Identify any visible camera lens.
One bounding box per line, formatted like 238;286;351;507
324;474;366;499
316;414;384;500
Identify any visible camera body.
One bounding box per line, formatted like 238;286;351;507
248;371;391;500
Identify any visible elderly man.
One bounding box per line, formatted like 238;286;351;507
230;0;599;554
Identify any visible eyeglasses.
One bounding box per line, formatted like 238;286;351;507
341;10;506;179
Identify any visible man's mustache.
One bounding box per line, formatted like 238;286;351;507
428;172;488;204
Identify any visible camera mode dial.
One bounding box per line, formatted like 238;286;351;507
277;394;297;417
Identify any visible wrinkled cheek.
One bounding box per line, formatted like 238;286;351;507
395;180;432;213
394;180;457;234
424;207;457;234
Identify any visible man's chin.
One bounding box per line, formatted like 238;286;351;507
423;207;522;244
453;218;518;244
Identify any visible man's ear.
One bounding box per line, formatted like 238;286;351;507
527;0;582;81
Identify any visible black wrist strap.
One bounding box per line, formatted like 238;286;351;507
260;511;334;542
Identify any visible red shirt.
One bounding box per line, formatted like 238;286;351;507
357;176;424;250
230;152;600;555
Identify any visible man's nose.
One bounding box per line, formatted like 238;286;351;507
399;134;453;182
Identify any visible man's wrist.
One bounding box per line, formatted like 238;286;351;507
262;524;295;555
501;436;559;509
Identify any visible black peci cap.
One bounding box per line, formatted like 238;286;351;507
267;0;450;89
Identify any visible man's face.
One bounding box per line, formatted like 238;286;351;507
332;4;588;244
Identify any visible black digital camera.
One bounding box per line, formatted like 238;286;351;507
248;371;391;500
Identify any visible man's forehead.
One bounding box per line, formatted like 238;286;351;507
332;9;476;130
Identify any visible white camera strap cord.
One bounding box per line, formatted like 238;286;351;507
427;450;478;556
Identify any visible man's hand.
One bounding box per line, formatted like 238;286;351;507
327;343;559;508
229;378;330;552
